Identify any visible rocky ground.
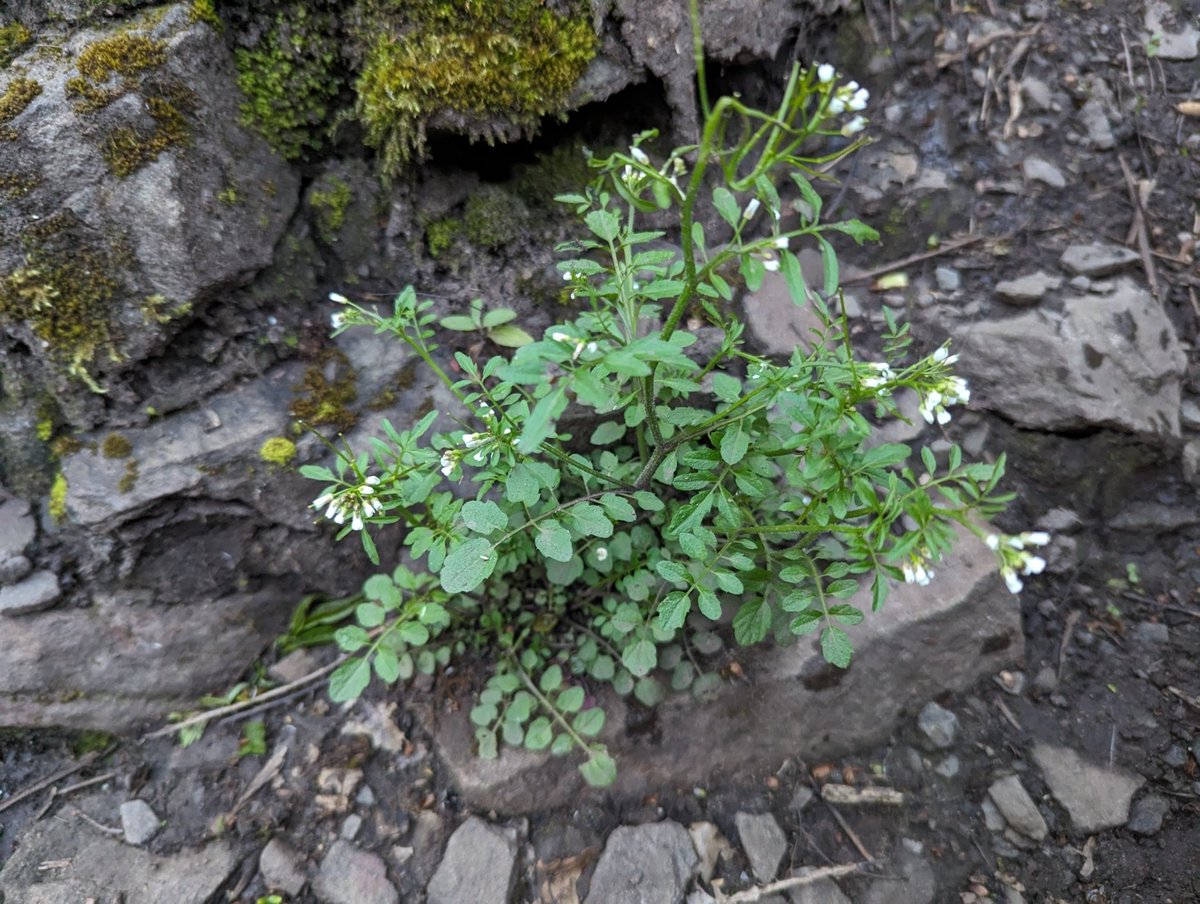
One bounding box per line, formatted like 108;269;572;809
2;0;1200;902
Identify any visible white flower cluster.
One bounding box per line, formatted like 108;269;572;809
440;404;513;476
861;361;896;392
986;531;1050;594
901;548;935;586
811;62;869;136
312;475;381;532
551;330;598;362
918;347;970;425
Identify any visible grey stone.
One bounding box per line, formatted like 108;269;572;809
0;813;235;903
1181;399;1200;429
1069;275;1092;291
586;822;698;904
0;570;60;616
957;280;1186;437
1126;794;1169;835
1059;244;1140;277
1078;99;1115;149
260;838;307;897
314;841;398;904
0;554;32;586
1131;622;1169;645
1183;440;1200;486
988;775;1048;841
426;817;519;904
1020;77;1053;110
855;846;936;904
934;754;961;779
427;524;1023;812
1033;666;1058;695
0;497;34;561
1038;508;1082;532
1109;502;1199;531
1032;741;1145;833
936;267;962;292
981;797;1007;832
120;799;161;845
916;701;959;749
1163;744;1188;768
994;272;1062;304
1152;25;1199;61
1022;158;1067;189
791;785;815;812
341;814;363;840
735;811;787;883
788;874;853;904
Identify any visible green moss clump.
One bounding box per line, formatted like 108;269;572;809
259;436;297;465
101;85;194;178
188;0;223;31
234;3;343;160
100;432;132;458
66;32;166;112
309;175;352;243
0;167;40;198
117;459;138;493
464;184;529;250
353;0;597;177
290;349;359;433
425;217;462;258
0;22;33;69
0;77;41;127
48;471;67;522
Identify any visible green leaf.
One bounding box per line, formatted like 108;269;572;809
546;555;585;585
373;646;401;683
622;638;657;677
790;172;823;222
714;571;743;594
557;686;585;713
828;604;865;625
573;707;605;737
590;654;615;681
550;733;573;756
696;587;722;620
518;385;567;453
826;578;859;599
871;574;889;612
501;721;525;747
656;559;690;586
355;602;386;628
328;658;371;702
820;626;854;668
470;702;498;727
861;443;911;470
506;463;540;506
525;717;553;750
712;186;741;228
719;424;749;465
461;499;508;535
440;538;498;593
599;494;637;522
539;664;564;693
334;625;370;653
440;315;478;331
481;308;517;328
590;421;626;445
711;372;741;403
921;446;937;475
508;691;535;722
567;503;613;538
488;324;535;348
476;728;498;759
732;598;772;645
818;235;839;296
397;621;429;646
632;491;663;512
789;609;821;635
299;465;337;482
579;748;617;787
634;676;665;706
780;249;809;307
585;209;620;242
612;669;634;695
656;590;691;631
535;519;573;562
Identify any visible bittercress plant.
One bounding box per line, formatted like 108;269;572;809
296;57;1044;786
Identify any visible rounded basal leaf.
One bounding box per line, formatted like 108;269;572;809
397;622;430;646
696;588;722;620
590;421;626;445
567;503;613;538
612;669;634;696
363;574;401;608
373;646;401;683
334;625;371;653
535;520;574;563
622;638;657;677
572;707;605;737
671;660;695;690
550;733;574;756
396;652;414;681
489;324;535;348
539;664;564;693
461;500;508;535
692;672;723;702
470;702;498;727
475;728;498;760
589;655;616;681
634;675;665;706
501;721;525;747
525;716;553;750
441;538;497;593
356;602;386;628
440;315;479;331
508;690;535;722
579;747;617;787
328;658;371;702
556;686;585;713
479;687;503;706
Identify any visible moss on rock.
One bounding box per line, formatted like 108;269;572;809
463;184;529;251
308;174;352;244
0;22;33;69
0;77;41;125
259;436;297;465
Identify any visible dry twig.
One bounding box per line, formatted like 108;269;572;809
1118;154;1159;296
716;862;868;903
0;751;105;815
820;784;905;806
841;233;987;285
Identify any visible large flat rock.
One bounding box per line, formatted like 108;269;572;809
425;526;1023;812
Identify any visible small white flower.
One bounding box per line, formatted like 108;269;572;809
595;547;608;562
330;312;347;330
351;512;364;531
985;534;1000;550
817;63;835;84
842;115;867;136
440;449;457;477
551;331;571;343
846;80;860;93
313;492;334;510
629;146;650;165
1022;555;1046;575
848;87;870;111
328;292;350;304
828;97;846;115
1022;531;1051;546
762;257;781;272
932;346;959;365
585;341;598;354
1002;568;1024;594
861;362;895;389
462;432;487;449
562;271;574;281
773;235;790;250
742;198;761;221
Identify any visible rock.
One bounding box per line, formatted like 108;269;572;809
1163;744;1188;768
427;524;1023;812
994;272;1062;305
957;279;1186;437
916;701;959;749
1078;99;1115;149
341;814;363;840
1131;622;1169;645
688;821;733;883
120;799;161;845
426;817;519;904
0;570;60;616
735;811;787;883
1181;399;1200;429
0;497;35;563
0;813;235;902
1126;794;1169;835
855;845;936;904
268;648;322;685
1183;440;1200;486
981;797;1007;832
988;776;1047;842
1032;741;1145;833
1059;244;1140;277
788;873;853;904
791;785;815;813
260;838;307;897
1155;28;1200;59
935;267;961;292
1032;666;1058;695
1022;158;1067;189
313;841;399;904
1108;502;1199;531
586;822;698;904
1020;77;1053;111
934;755;961;779
0;554;32;586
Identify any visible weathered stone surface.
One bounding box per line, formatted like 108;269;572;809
788;874;853;904
987;775;1048;841
120;799;161;845
1022;158;1067;189
0;497;35;563
1126;794;1169;835
735;811;787;883
0;590;290;730
0;813;235;903
0;569;60;616
994;272;1062;304
958;280;1186;437
1059;244;1139;277
916;701;959;749
426;524;1022;812
260;837;308;897
586;822;698;904
854;845;936;904
1032;741;1145;833
313;840;399;904
426;817;519;904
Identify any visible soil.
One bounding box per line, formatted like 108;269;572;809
3;1;1200;903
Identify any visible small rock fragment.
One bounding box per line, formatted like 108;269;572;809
735;811;787;883
314;840;398;904
916;701;959;749
1131;622;1169;645
1059;244;1139;277
0;570;61;616
987;775;1047;841
1020;76;1052;110
1163;744;1188;768
1126;794;1169;835
0;498;35;563
788;871;853;904
934;755;961;779
935;267;961;292
426;817;518;904
1078;99;1115;149
1032;742;1144;833
341;814;363;840
260;837;307;897
1032;666;1058;695
587;822;698;904
1022;157;1066;189
120;799;161;846
994;272;1062;305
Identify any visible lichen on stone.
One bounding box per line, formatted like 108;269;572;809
48;471;68;522
352;0;597;177
259;436;297;465
65;32;167;112
100;432;132;459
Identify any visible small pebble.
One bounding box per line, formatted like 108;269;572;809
936;266;961;292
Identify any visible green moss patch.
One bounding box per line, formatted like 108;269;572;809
0;22;33;69
290;349;359;433
259;436;297;465
0;77;41;127
309;175;352;243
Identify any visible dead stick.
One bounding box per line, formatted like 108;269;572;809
0;752;102;815
1118;154;1159;297
719;862;867;903
842;234;987;285
821;795;875;862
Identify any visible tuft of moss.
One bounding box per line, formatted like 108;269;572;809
101;84;194;178
425;217;462;258
48;471;67;522
0;77;41;126
66;32;166;112
309;175;352;244
117;459;138;493
188;0;223;31
290;349;358;433
464;184;529;250
259;436;297;465
234;3;343;160
0;22;33;69
353;0;597;177
100;432;132;459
